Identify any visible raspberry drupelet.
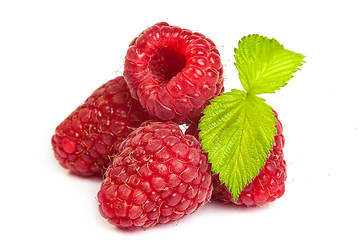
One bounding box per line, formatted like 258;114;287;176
123;22;224;122
51;76;153;176
186;111;287;206
97;121;213;230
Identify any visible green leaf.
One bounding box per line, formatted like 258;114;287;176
234;34;305;94
199;90;277;201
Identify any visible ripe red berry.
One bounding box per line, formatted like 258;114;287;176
97;121;212;230
186;111;287;206
51;76;153;176
123;22;224;122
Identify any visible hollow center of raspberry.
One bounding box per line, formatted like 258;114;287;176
149;47;186;86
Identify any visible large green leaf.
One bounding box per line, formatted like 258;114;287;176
234;34;305;94
199;90;277;201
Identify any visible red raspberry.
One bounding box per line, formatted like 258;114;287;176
123;22;224;122
97;121;212;230
51;76;153;176
185;111;287;206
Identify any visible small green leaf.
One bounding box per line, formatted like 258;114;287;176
234;34;305;94
199;90;277;201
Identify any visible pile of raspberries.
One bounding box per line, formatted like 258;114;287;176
51;22;286;230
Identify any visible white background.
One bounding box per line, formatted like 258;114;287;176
1;0;359;239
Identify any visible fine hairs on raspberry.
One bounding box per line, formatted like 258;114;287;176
124;22;224;122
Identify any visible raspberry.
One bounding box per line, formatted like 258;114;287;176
97;121;212;230
123;22;224;122
51;76;153;176
186;111;287;206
